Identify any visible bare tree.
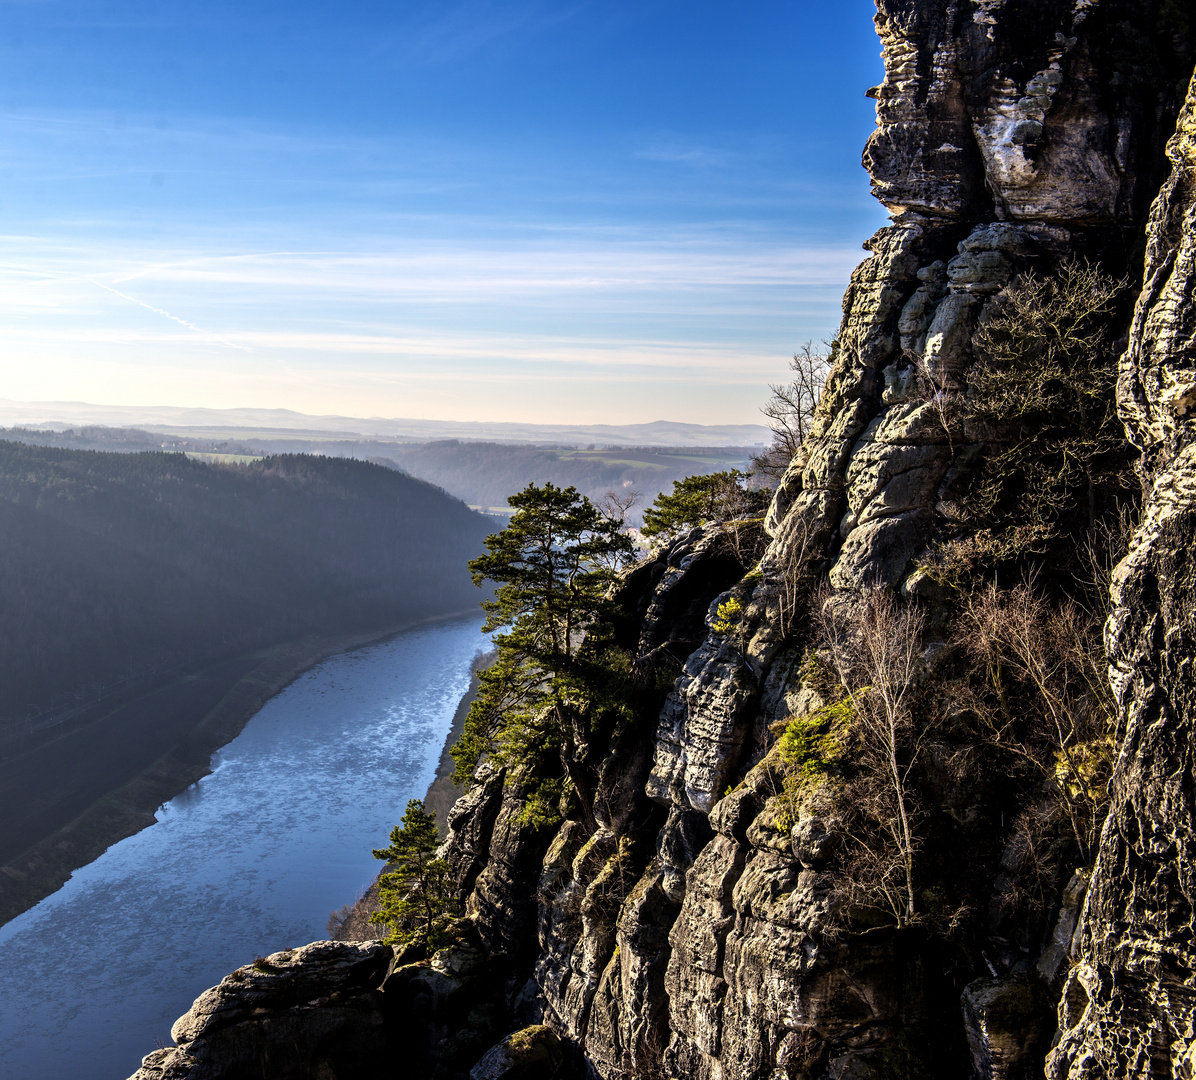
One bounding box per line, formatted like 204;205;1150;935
327;880;382;941
818;588;926;926
598;487;641;527
1078;501;1136;621
910;348;962;454
770;512;817;639
960;582;1114;864
753;341;833;481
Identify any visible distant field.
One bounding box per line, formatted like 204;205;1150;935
558;448;745;469
166;427;364;444
383;441;756;525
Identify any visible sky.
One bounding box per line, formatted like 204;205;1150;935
0;0;888;426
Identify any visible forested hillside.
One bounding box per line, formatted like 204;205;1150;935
0;443;489;729
0;427;757;524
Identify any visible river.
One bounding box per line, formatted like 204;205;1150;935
0;615;487;1080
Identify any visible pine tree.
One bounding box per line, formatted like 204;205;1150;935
451;483;636;823
369;799;458;952
640;470;768;541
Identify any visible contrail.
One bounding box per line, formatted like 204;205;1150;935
88;279;253;351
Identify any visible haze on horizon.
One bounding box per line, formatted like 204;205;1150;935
0;0;886;427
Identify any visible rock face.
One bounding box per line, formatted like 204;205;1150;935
129;942;393;1080
447;4;1190;1078
469;1025;565;1080
1048;72;1196;1080
130;935;530;1080
135;5;1196;1080
789;0;1191;603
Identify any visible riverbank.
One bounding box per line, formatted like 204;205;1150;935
423;651;493;832
0;611;476;928
327;651;491;940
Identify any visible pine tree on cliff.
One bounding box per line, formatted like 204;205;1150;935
370;799;457;952
640;469;768;542
451;483;636;824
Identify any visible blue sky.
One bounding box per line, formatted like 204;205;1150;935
0;0;887;425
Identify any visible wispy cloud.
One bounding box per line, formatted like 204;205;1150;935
393;0;593;67
0;226;858;423
86;280;254;352
1;233;860;293
0;320;792;376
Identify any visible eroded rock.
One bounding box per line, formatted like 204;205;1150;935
127;942;392;1080
1048;70;1196;1080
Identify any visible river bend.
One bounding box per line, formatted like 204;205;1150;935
0;616;486;1080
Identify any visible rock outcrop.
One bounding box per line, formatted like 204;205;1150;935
449;4;1191;1078
131;942;394;1080
1048;71;1196;1080
788;0;1191;605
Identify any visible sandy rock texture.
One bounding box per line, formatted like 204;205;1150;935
128;942;393;1080
468;4;1194;1077
1048;71;1196;1080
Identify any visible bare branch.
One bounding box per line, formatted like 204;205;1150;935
818;587;925;926
753;341;833;481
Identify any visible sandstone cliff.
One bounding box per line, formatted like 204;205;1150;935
132;3;1196;1079
1048;71;1196;1080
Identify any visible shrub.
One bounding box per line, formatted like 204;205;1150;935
958;582;1114;864
778;700;852;780
925;261;1135;581
711;597;744;636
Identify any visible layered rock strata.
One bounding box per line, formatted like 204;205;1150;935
1048;71;1196;1079
781;0;1191;605
132;942;394;1080
450;3;1193;1078
131;936;558;1080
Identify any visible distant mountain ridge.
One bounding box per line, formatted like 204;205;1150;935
0;398;770;448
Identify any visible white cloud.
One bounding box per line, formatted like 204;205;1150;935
0;222;862;422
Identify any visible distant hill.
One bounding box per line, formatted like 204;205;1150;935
0;398;771;448
0;443;490;728
383;441;756;522
0;426;759;526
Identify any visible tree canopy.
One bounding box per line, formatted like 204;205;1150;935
640;470;769;542
0;443;489;732
469;482;636;672
451;484;637;819
370;799;458;952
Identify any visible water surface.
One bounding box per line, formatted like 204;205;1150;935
0;616;486;1080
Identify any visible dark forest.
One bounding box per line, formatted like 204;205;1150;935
0;443;490;731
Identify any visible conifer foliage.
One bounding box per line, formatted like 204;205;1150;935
640;470;768;541
370;799;458;951
450;483;636;821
